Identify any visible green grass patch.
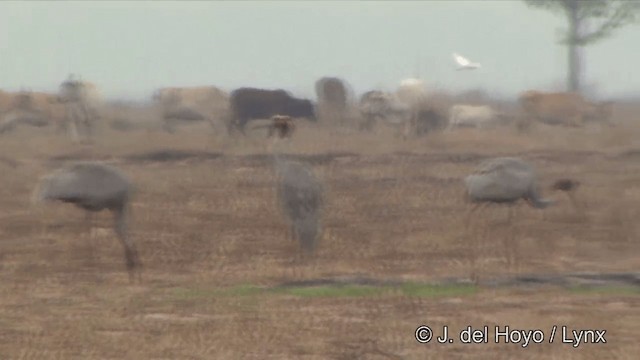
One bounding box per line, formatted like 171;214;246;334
172;284;263;300
170;282;478;300
400;282;478;297
567;285;640;295
274;285;387;298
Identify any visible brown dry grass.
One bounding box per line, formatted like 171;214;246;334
1;102;640;359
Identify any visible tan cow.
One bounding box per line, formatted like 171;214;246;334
0;81;101;142
153;86;229;133
0;90;16;114
59;79;102;118
519;90;614;128
0;90;71;134
153;87;228;110
0;90;61;112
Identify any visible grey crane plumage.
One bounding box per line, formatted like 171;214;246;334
32;161;141;280
465;157;553;209
272;144;324;255
464;157;553;281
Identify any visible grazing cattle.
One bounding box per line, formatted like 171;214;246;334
0;111;49;134
229;88;316;133
0;90;69;135
358;90;413;134
153;86;228;112
584;100;615;126
153;86;229;133
59;78;102;118
519;90;614;128
396;78;427;108
413;107;448;136
0;90;60;116
0;82;104;142
315;77;349;112
448;104;504;130
0;90;14;113
249;114;297;139
359;90;444;137
268;115;296;139
58;77;103;142
13;91;61;117
315;77;354;125
395;79;450;137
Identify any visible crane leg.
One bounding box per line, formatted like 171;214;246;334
466;202;486;284
507;204;515;224
85;211;97;266
505;204;520;272
290;224;296;242
113;210;142;283
465;202;484;230
567;191;586;220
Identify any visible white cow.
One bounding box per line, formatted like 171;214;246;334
396;78;427;108
448;104;503;130
359;90;413;135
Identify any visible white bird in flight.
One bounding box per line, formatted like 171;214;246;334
452;52;481;70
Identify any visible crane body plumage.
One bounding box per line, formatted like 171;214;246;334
33;162;141;279
464;157;553;279
275;157;324;254
465;157;552;208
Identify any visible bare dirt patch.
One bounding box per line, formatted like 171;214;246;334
1;108;640;358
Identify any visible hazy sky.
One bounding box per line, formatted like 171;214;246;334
1;1;639;101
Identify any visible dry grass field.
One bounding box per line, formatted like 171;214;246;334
1;102;640;359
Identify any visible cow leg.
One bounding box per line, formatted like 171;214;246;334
83;106;94;140
233;119;247;136
54;116;67;135
402;117;412;140
207;115;226;138
79;103;96;142
68;117;80;143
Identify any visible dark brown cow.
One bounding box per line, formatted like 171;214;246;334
229;88;316;133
